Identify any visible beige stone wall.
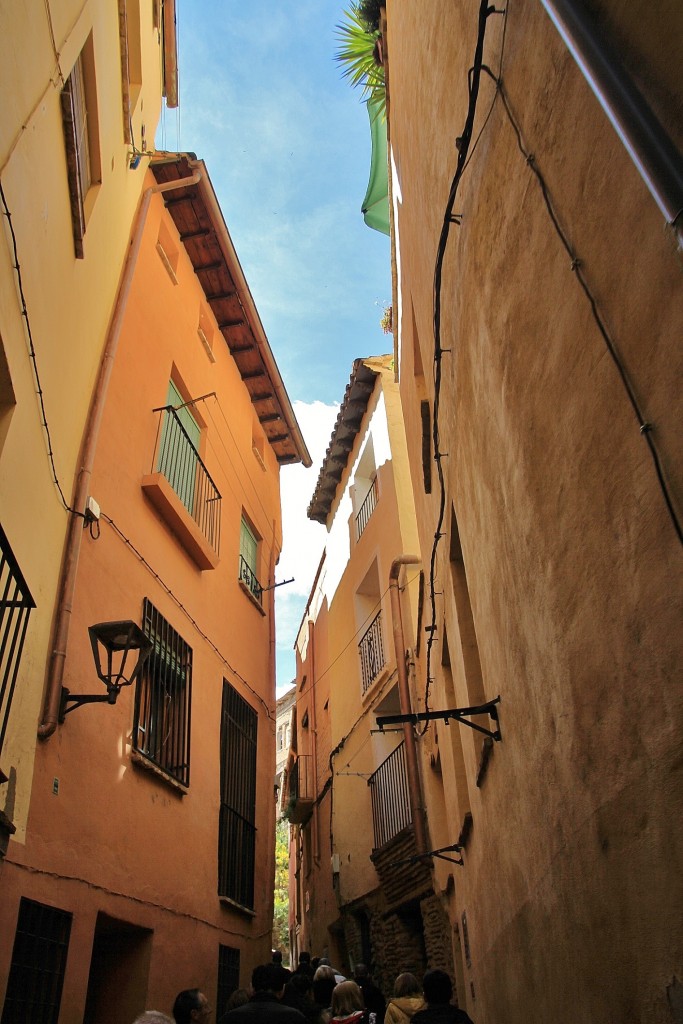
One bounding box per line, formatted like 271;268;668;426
388;0;683;1021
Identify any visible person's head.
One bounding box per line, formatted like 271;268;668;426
298;952;311;967
172;990;212;1024
223;989;250;1013
134;1014;174;1024
422;970;453;1006
331;981;365;1017
252;963;287;996
313;967;337;1008
318;957;331;967
287;974;313;1000
272;950;283;965
354;964;369;981
393;974;421;998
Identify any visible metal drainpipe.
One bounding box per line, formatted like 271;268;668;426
389;555;426;855
308;619;320;864
38;166;202;738
539;0;683;241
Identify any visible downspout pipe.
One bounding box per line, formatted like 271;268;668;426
389;555;426;855
308;619;320;864
38;167;202;738
539;0;683;239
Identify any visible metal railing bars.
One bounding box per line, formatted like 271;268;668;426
358;608;385;695
152;405;221;553
0;526;35;764
355;476;378;540
239;555;263;605
368;740;412;850
290;753;313;802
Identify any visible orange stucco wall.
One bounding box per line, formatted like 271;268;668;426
388;0;683;1021
0;178;281;1019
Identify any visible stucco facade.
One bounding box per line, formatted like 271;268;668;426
0;151;309;1021
286;357;441;993
0;0;176;846
385;1;683;1022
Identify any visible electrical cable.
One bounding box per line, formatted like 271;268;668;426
0;183;84;520
101;512;274;721
425;0;498;729
492;77;683;547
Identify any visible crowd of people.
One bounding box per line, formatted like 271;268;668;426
131;954;474;1024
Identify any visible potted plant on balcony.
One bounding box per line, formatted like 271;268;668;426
335;2;386;119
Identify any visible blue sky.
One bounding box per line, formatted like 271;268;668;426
161;1;391;690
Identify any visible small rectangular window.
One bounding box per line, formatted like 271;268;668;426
61;35;100;257
1;898;72;1024
133;599;192;787
217;945;241;1019
239;516;262;604
218;682;257;909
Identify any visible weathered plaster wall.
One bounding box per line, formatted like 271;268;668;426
388;0;683;1021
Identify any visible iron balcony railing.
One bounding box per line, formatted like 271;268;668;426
355;476;378;540
239;555;263;605
358;609;385;695
152;405;221;553
368;741;412;850
0;525;35;771
289;753;313;802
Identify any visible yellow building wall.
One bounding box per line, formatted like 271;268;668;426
0;0;170;838
388;0;683;1020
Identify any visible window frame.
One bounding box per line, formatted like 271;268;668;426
132;599;192;788
60;35;100;258
218;681;257;911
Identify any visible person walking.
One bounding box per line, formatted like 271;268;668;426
411;971;473;1024
328;981;367;1024
173;989;212;1023
384;974;425;1024
226;964;306;1024
353;965;385;1024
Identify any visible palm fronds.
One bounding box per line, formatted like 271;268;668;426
334;3;385;119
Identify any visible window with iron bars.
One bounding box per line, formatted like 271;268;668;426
216;945;241;1019
133;599;192;787
218;681;257;910
0;524;35;778
1;897;72;1024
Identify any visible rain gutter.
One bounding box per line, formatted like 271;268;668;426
38;166;202;738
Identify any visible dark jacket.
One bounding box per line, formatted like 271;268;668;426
227;992;307;1024
412;1005;473;1024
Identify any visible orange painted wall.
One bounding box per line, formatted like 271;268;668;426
0;177;282;1019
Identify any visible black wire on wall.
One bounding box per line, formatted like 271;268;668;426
423;0;683;723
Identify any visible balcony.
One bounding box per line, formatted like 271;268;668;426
358;609;385;696
369;741;431;909
239;554;263;607
142;405;221;570
355;476;378;540
285;753;314;824
368;741;412;849
0;525;35;786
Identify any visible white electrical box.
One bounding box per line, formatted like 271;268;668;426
331;853;340;874
86;496;101;521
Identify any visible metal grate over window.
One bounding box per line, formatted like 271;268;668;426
0;525;35;775
218;682;257;909
216;945;241;1019
1;897;72;1024
133;599;192;787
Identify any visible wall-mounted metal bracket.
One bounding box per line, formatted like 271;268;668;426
59;686;118;722
376;696;502;740
387;842;464;870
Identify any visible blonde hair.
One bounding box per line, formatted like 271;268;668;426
394;973;421;998
133;1014;174;1024
331;980;365;1017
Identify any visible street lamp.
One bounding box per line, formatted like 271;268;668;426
59;620;153;721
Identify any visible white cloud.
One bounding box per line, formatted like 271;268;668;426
275;400;339;691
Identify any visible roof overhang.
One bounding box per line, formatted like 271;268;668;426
151;155;311;467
